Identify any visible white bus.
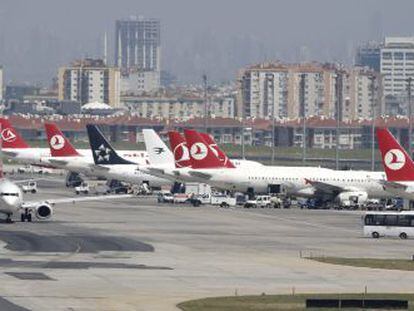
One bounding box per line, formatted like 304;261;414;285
363;211;414;239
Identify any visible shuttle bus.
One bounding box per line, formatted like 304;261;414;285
363;211;414;239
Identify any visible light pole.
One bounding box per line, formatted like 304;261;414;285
407;77;413;158
238;77;246;159
300;73;306;163
203;74;208;132
370;75;376;171
267;75;276;164
335;71;343;170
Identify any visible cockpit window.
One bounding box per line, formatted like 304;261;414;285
1;193;19;197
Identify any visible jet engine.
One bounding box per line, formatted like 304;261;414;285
35;204;53;220
335;191;368;208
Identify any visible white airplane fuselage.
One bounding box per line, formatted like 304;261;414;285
4;147;149;169
92;164;171;187
0;179;23;216
188;166;390;199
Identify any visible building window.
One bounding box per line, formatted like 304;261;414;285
382;52;392;60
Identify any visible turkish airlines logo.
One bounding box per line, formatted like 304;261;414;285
190;142;208;160
1;128;16;142
173;142;190;167
50;134;65;150
209;143;228;165
384;149;406;171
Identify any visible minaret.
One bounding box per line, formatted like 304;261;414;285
104;32;108;65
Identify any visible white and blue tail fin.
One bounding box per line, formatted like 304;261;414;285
142;129;174;166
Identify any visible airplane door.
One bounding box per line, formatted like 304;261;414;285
268;184;281;194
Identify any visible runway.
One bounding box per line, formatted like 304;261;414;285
0;173;414;310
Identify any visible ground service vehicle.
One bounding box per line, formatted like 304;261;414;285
75;182;90;195
363;211;414;239
21;181;37;194
244;195;281;208
189;193;236;207
157;192;174;203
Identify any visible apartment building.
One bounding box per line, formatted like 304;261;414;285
239;62;382;121
58;59;121;107
122;95;235;120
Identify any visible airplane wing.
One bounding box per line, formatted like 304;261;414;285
304;179;345;194
22;194;134;209
146;167;165;175
49;159;69;166
188;170;212;180
89;164;111;172
379;180;408;191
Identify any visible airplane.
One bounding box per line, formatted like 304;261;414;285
0;118;149;167
142;130;264;183
85;124;172;188
0;129;133;223
376;127;414;200
182;129;391;208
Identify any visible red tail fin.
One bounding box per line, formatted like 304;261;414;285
44;123;80;157
168;131;191;168
183;129;223;169
376;128;414;181
0;118;30;149
199;133;235;168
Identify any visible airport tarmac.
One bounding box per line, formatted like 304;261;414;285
0;174;414;310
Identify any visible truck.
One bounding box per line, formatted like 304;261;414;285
189;193;236;207
21;181;37;194
244;195;282;208
75;182;90;195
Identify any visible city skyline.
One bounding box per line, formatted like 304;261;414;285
1;0;414;85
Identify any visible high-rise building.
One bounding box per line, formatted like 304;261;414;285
115;17;161;71
0;66;3;102
355;41;381;72
380;37;414;98
58;58;121;107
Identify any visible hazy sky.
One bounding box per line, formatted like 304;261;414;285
1;0;414;85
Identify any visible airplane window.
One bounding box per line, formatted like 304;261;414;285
1;193;19;197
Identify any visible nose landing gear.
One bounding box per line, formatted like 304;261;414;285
20;208;32;222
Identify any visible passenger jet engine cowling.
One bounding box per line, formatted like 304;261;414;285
35;204;53;220
335;191;368;208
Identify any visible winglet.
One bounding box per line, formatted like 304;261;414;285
168;131;191;168
0;118;30;149
183;129;223;169
44;122;80;157
376;128;414;181
86;124;134;165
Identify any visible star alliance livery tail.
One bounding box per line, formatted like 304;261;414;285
376;128;414;181
168;131;191;168
0;118;30;149
183;129;223;169
199;132;235;168
142;129;174;166
44;123;80;157
86;124;134;165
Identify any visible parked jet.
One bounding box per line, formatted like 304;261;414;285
376;127;414;200
86;124;171;188
0;118;149;167
184;129;390;207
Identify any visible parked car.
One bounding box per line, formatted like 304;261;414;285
244;195;282;208
157;192;174;203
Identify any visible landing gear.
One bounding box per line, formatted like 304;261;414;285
5;214;13;224
20;209;32;222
